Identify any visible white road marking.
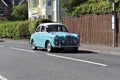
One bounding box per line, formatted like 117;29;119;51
46;54;108;67
10;47;36;53
0;46;4;48
0;75;7;80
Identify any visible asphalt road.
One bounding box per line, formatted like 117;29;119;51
0;40;120;80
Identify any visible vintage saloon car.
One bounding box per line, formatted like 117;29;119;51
30;23;80;52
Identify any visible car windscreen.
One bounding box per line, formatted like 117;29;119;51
46;25;68;32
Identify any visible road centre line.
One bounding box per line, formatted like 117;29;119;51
10;47;36;53
0;75;7;80
46;54;108;67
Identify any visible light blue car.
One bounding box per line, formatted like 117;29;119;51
30;23;80;52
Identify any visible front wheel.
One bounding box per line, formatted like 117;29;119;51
46;42;53;52
72;47;79;53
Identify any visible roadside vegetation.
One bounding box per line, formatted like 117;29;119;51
1;0;120;39
61;0;120;16
11;3;28;21
0;19;52;40
0;3;52;40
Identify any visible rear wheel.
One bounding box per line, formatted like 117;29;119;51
31;40;37;50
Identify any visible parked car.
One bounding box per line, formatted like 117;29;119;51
30;23;80;52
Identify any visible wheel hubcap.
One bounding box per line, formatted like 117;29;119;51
47;43;51;52
32;41;36;50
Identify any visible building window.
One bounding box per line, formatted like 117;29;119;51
43;0;46;7
48;15;52;20
0;6;4;15
43;15;45;18
29;0;39;8
47;0;52;6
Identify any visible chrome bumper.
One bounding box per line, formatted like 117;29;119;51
53;45;80;48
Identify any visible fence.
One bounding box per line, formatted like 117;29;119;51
62;12;120;47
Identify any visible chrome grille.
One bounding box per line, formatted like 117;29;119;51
66;36;72;45
59;36;78;46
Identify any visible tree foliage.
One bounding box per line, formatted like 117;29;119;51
11;3;28;21
115;0;120;10
61;0;87;16
61;0;120;16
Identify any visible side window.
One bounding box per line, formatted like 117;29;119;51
40;26;45;32
0;6;4;15
62;25;68;32
35;26;41;32
48;15;52;20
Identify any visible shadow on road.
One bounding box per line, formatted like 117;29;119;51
55;50;97;54
36;48;97;54
77;50;97;54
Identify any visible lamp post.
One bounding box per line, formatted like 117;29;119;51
108;0;116;47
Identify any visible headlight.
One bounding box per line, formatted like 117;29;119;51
55;35;59;40
77;35;80;44
54;35;60;45
73;40;77;44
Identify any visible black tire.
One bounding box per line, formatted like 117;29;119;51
46;41;53;52
31;40;37;50
72;47;78;53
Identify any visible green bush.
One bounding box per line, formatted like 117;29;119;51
39;19;53;23
17;21;31;39
29;19;53;34
72;4;88;16
0;19;53;39
96;1;111;14
72;1;112;16
29;20;39;34
0;22;19;39
0;24;4;38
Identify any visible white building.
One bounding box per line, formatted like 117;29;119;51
28;0;65;22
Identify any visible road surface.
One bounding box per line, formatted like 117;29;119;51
0;40;120;80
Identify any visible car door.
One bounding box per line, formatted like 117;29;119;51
33;26;41;47
35;25;46;48
39;26;46;48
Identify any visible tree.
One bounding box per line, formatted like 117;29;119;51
115;0;120;10
61;0;87;16
11;3;28;21
62;0;120;16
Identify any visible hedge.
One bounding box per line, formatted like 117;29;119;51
0;19;53;39
0;22;19;39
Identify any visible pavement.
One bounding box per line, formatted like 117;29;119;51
81;44;120;55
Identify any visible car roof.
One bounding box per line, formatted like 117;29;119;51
39;23;63;26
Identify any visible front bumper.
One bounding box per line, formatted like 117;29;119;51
52;45;80;48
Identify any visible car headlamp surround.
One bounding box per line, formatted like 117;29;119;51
54;35;60;45
55;35;59;40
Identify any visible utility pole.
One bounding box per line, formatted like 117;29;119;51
56;0;60;22
12;0;15;6
58;0;60;22
112;1;116;47
108;0;116;47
